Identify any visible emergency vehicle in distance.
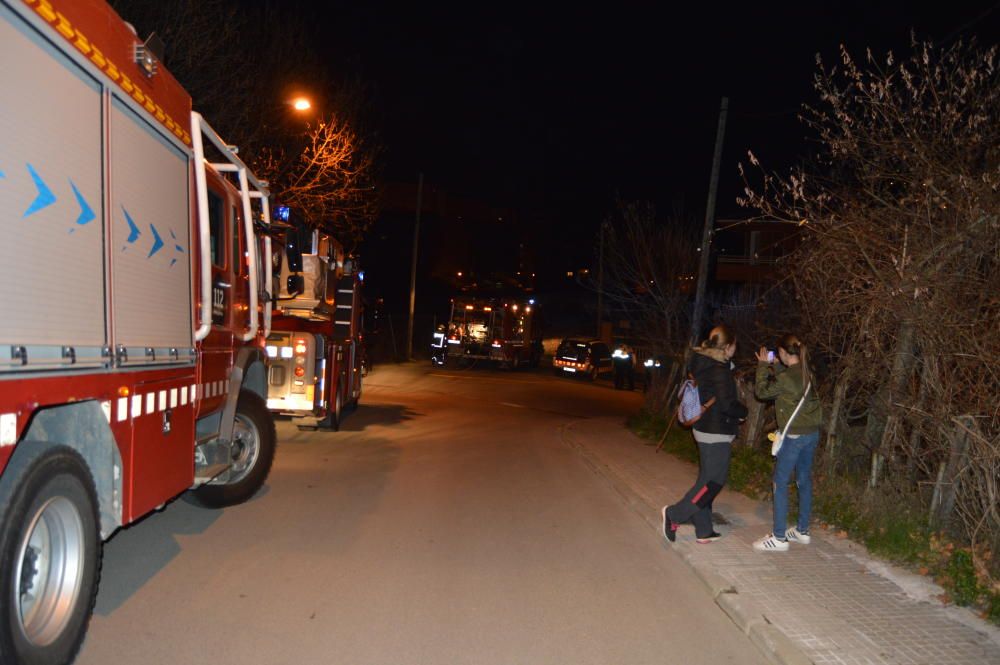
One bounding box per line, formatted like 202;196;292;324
266;219;364;430
0;1;277;663
433;296;543;369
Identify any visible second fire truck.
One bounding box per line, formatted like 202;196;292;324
266;223;364;430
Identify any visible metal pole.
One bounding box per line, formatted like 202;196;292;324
597;221;605;340
406;172;423;361
689;97;729;348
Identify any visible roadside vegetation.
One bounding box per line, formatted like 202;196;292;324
614;37;999;625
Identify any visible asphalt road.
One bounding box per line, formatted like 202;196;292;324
75;362;765;665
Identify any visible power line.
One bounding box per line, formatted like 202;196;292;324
940;1;1000;45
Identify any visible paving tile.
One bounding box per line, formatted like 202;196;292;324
563;419;1000;665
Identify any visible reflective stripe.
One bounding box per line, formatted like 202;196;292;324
0;414;17;446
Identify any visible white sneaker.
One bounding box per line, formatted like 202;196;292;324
753;534;789;552
785;528;811;544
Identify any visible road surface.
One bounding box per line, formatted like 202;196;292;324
75;362;765;665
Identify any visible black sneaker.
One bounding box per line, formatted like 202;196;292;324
661;506;677;543
696;531;722;544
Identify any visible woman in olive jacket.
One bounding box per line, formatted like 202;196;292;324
752;334;823;552
662;325;748;544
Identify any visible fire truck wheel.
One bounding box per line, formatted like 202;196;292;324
331;380;344;430
193;391;276;508
0;447;101;665
348;375;362;412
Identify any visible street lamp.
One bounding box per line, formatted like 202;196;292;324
290;97;312;112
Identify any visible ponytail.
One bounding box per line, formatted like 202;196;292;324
777;334;813;388
799;343;812;387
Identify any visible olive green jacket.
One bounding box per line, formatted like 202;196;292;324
755;362;822;434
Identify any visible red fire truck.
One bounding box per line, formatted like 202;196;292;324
435;296;543;369
266;225;364;430
0;1;277;663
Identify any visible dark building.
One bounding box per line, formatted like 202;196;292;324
713;218;801;284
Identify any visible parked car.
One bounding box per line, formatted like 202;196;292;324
552;338;612;381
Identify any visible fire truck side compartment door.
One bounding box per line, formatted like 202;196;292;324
109;97;193;359
128;375;196;521
0;8;105;353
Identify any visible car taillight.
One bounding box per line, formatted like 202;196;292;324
294;367;305;377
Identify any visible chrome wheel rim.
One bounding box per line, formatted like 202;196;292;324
15;496;85;646
229;412;261;483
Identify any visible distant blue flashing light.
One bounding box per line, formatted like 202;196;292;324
275;205;290;221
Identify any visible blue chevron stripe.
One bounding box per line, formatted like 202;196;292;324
148;223;164;258
23;164;56;217
70;181;95;226
122;206;141;244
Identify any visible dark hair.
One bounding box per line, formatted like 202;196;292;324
777;333;812;387
700;325;735;351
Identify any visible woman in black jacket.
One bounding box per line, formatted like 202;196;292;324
662;325;748;544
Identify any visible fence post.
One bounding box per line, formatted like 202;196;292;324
825;376;849;468
931;416;973;528
743;395;766;449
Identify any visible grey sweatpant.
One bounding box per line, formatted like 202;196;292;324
665;439;732;538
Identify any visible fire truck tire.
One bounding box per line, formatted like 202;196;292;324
348;376;362;412
192;391;276;508
0;446;101;665
330;384;343;431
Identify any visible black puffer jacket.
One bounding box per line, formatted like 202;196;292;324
688;348;748;436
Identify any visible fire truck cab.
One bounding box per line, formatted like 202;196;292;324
0;1;276;662
267;226;364;430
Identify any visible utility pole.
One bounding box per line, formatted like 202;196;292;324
689;97;729;348
597;221;605;340
406;172;423;361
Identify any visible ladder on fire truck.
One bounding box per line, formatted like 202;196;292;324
191;113;273;341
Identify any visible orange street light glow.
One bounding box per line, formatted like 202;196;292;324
292;97;311;111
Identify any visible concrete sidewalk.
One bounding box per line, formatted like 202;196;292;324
561;417;1000;665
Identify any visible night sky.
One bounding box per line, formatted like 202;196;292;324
298;1;998;307
314;2;996;208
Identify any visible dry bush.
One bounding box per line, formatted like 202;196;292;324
741;37;1000;571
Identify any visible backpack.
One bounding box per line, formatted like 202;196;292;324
677;376;716;427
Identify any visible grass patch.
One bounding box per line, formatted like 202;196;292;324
727;445;773;499
626;410;697;463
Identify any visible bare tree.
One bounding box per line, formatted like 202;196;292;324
256;111;381;243
741;37;1000;568
598;201;698;354
111;0;382;241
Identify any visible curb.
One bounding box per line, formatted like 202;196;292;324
561;422;816;665
682;550;736;597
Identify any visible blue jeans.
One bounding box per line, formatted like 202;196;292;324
773;430;820;537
